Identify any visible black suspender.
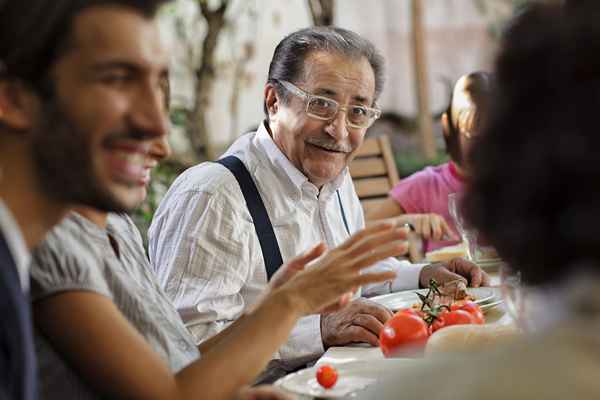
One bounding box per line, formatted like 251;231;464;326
336;190;351;236
215;156;283;280
216;156;352;280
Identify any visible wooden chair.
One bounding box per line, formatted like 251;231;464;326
349;135;399;216
350;136;426;262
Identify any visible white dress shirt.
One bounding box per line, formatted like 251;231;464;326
0;199;31;291
148;122;425;363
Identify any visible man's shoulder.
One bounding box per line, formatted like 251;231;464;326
169;161;245;197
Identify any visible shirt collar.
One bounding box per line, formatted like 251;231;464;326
254;121;350;199
0;199;31;292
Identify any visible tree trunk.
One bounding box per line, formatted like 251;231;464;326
411;0;437;160
307;0;335;26
188;0;229;161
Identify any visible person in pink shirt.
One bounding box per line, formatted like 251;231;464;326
367;71;492;254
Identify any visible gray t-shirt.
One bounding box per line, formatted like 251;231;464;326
30;212;200;399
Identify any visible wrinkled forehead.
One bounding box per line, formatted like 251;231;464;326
300;51;376;104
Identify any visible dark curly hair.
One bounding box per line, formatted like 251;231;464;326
464;2;600;286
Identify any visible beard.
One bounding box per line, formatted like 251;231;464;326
31;98;137;214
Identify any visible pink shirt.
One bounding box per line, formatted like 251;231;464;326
389;162;464;252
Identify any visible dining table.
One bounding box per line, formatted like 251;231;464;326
275;270;515;399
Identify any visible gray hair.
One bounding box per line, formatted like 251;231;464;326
264;26;385;116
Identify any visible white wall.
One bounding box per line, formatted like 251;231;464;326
161;0;508;156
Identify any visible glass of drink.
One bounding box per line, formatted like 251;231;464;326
448;192;479;261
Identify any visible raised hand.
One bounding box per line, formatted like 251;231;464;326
273;222;408;316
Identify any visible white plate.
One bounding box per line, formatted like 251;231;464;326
369;287;498;311
275;359;421;399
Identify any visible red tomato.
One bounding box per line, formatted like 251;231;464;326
398;308;425;318
316;365;338;389
458;302;485;324
379;313;429;357
441;309;475;327
431;315;446;332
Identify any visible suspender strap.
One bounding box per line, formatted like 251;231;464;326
215;156;283;280
336;190;351;236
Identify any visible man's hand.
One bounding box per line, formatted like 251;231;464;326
263;223;408;316
394;213;458;242
236;385;293;400
321;298;393;348
419;257;491;288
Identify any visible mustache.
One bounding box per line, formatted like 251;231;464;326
306;137;352;153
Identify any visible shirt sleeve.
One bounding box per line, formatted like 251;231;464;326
148;186;256;345
30;228;112;302
361;258;426;297
149;178;325;361
388;169;433;214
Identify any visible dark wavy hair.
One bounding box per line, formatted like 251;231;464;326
464;2;600;286
264;26;385;117
0;0;169;96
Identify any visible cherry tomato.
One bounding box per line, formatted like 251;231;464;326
431;314;446;332
379;313;429;357
316;365;338;389
459;301;485;324
441;309;475;327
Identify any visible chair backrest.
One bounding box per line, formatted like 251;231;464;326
349;135;399;215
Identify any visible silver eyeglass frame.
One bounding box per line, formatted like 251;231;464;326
278;80;381;129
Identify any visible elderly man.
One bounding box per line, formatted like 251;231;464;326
149;27;487;373
0;0;171;398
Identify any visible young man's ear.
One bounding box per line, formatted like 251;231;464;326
0;80;39;132
441;112;450;139
264;83;280;120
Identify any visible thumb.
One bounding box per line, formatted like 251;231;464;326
438;268;468;285
288;243;327;271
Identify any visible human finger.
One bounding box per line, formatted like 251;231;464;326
421;216;432;240
349;241;408;271
344;227;408;263
269;243;327;289
320;292;354;314
351;271;397;289
337;222;395;250
351;300;393;324
353;314;386;338
342;325;380;347
430;215;443;241
448;258;484;286
288;243;327;270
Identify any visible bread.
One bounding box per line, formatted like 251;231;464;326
425;324;521;355
425;243;466;262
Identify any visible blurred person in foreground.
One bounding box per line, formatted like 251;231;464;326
148;26;489;379
0;0;171;398
13;2;406;400
375;2;600;399
366;71;492;255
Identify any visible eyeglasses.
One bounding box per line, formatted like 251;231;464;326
278;80;381;129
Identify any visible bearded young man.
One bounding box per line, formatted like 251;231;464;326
0;1;170;398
